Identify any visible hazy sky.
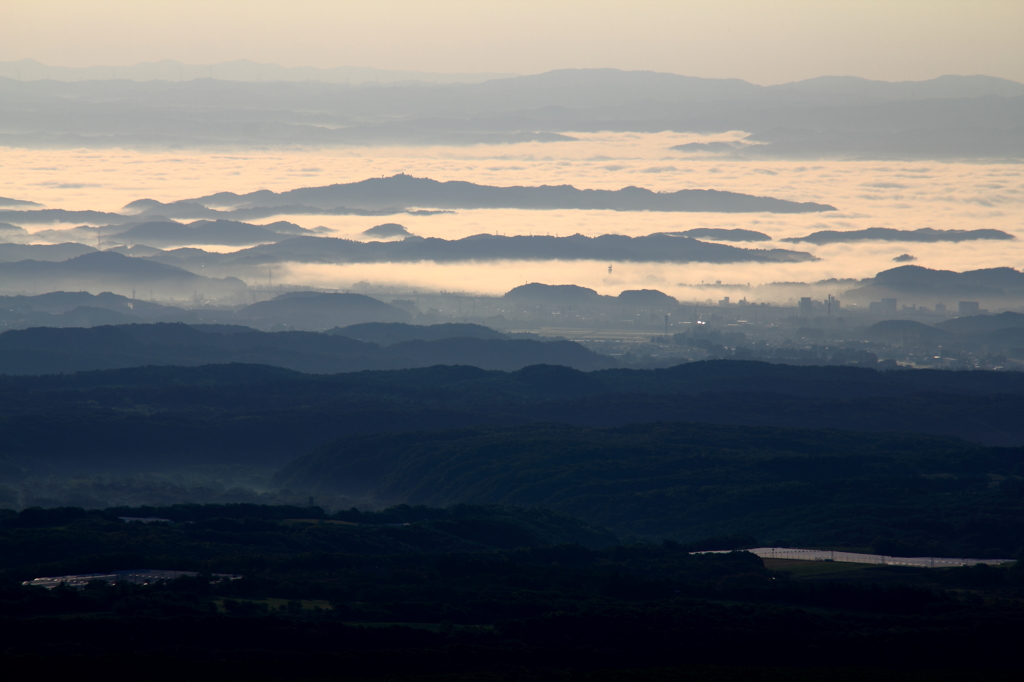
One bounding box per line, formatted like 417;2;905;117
2;0;1022;84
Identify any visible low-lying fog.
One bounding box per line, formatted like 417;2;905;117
4;131;1022;301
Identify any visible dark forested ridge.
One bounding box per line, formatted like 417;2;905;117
3;360;1024;526
328;321;507;344
3;360;1024;485
0;322;615;374
4;358;1024;677
0;504;618;573
0;502;1021;679
6;356;1024;401
272;421;1024;556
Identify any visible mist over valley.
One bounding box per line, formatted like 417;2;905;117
3;10;1024;676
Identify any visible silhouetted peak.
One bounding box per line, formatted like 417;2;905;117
617;289;678;305
504;283;602;304
73;250;126;261
362;223;412;238
867;319;952;342
122;198;163;212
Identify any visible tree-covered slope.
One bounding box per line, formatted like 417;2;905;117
273;422;1024;556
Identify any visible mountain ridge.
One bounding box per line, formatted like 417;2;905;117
0;322;616;375
4;69;1021;156
184;174;837;213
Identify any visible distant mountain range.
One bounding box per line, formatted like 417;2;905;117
0;286;691;335
5;61;1023;100
504;283;679;309
0;322;616;374
0;196;42;208
362;223;413;239
123;232;813;270
182;174;836;213
0;208;129;226
0;243;96;262
863;312;1024;357
844;265;1024;307
0;176;835;228
936;311;1024;334
0;251;245;298
782;227;1014;244
329;322;506;345
0;291;455;332
0;205;441;226
13;229;814;270
0;222;29;243
0;291;196;329
30;218;325;248
108;219;322;247
3;68;1021;157
235;292;411;329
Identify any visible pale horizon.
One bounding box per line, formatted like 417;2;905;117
2;0;1023;86
5;55;1024;88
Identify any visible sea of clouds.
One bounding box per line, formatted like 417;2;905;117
3;131;1021;300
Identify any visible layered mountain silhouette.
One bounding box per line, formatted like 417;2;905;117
234;292;412;330
0;243;96;262
0;291;194;329
3;68;1022;157
853;312;1024;357
866;319;954;344
0;305;138;329
268;421;1007;540
362;223;413;238
0;208;129;225
843;265;1024;307
935;311;1024;334
0;196;42;208
505;283;604;306
782;227;1013;244
328;322;505;345
616;289;679;306
107;219;320;247
184;174;836;213
171;232;814;266
0;251;245;298
122;201;446;222
504;283;680;309
33;218;323;247
0;322;616;374
0;222;28;240
4;177;834;228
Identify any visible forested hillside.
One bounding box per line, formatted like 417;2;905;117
1;502;1021;679
273;422;1024;556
